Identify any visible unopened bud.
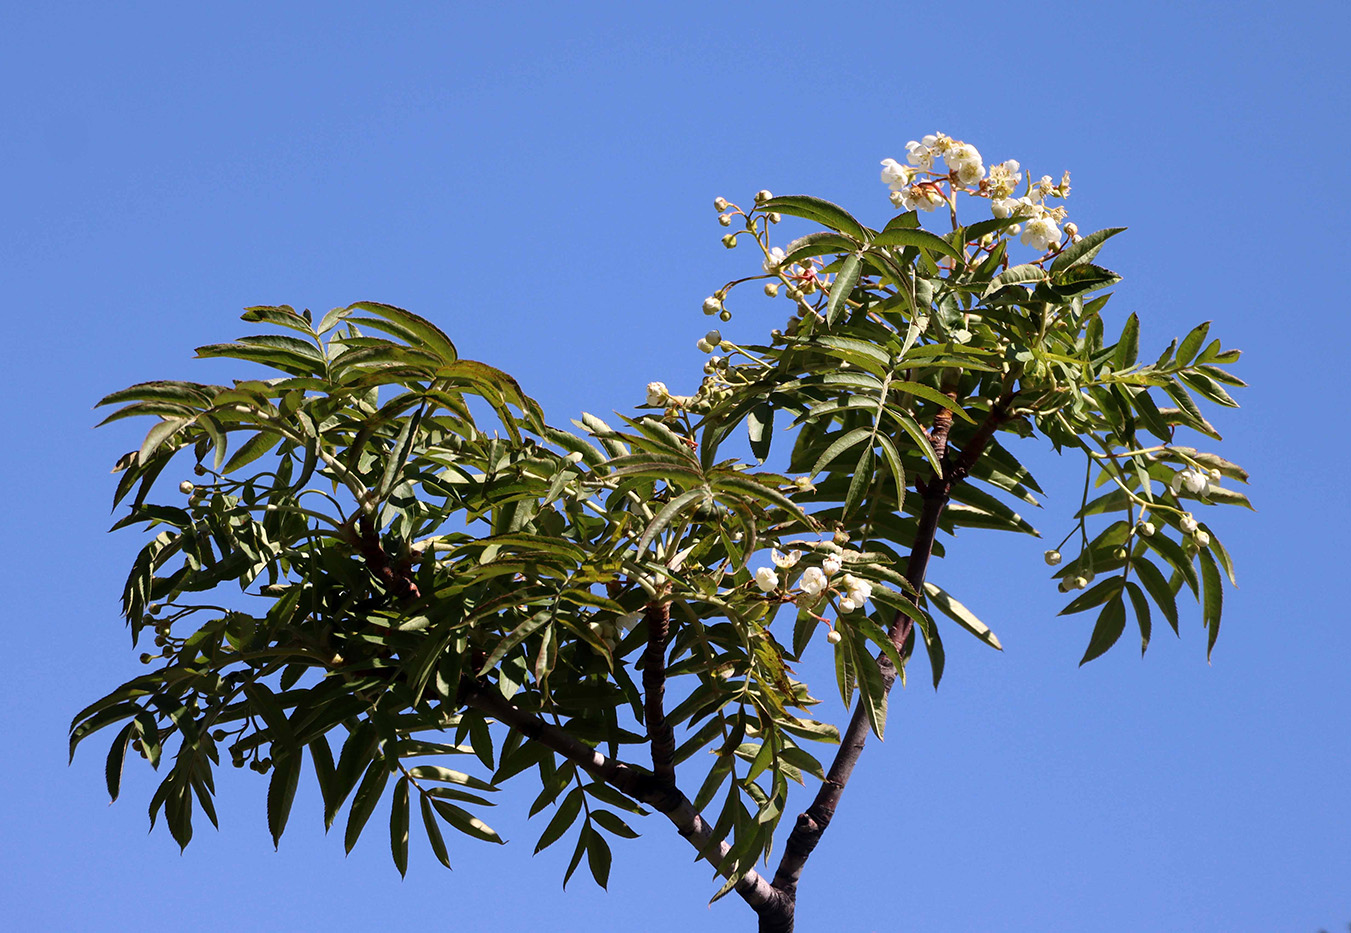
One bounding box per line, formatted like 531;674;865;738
705;330;722;345
179;481;195;494
702;296;722;315
1044;550;1062;566
1193;530;1211;547
719;310;732;322
755;190;773;204
722;234;737;248
1063;222;1079;237
1137;521;1156;537
1113;546;1128;561
696;338;713;353
764;282;780;297
714;197;729;211
719;213;733;226
767;212;781;224
826;629;843;645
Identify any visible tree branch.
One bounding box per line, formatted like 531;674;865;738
459;680;785;917
641;601;677;787
770;389;1018;902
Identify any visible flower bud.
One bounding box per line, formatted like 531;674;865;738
1136;521;1155;537
754;566;779;592
822;556;842;576
1209;468;1222;480
786;286;803;300
1044;550;1062;566
179;480;195;494
1193;530;1211;547
705;330;722;345
719;213;733;226
1071;576;1089;590
1113;546;1128;561
696;338;713;353
838;596;857;613
139;653;153;664
755;190;773;204
1063;222;1079;237
1179;513;1199;534
768;212;781;224
1081;570;1095;585
714;196;729;211
826;629;843;645
719;310;732;322
722;234;737;248
764;282;780;297
703;297;722;315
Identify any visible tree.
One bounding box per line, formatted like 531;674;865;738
71;134;1249;931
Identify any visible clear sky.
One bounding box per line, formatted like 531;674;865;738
3;2;1349;931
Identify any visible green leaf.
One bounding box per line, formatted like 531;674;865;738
982;263;1047;298
536;787;583;853
636;488;708;555
844;444;874;517
240;305;315;335
421;794;453;869
266;752;301;849
1125;581;1152;656
825;253;863;326
1176;321;1211;366
871;227;962;262
1133;557;1179;636
781;231;861;265
431;800;504;844
747;400;774;463
390;777;410;877
345;759;390;853
848;629;888;740
924;582;1001;650
1050;227;1126;272
1199;547;1223;662
1079;593;1127;665
138;418;193;464
758;195;867;242
1114;313;1140;369
104;722;136;803
346;301;458;364
1058;577;1124;616
586;827;613;889
810;427;872;477
590;808;640;839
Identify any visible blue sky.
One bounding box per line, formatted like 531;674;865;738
3;2;1349;930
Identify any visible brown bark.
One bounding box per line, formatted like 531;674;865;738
641;601;677;787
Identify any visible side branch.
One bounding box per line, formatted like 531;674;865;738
459;680;782;915
641;601;677;786
770;389;1017;898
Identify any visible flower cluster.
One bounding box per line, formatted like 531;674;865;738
879;133;1078;254
751;549;870;624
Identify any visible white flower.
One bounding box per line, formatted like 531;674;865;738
645;382;669;406
842;573;872;605
799;566;828;598
821;555;842;576
1020;217;1062;252
899;183;945;213
991;198;1019;219
946;142;985;186
880;158;911;189
838;596;857;613
1179;513;1199;534
754;567;780;592
1171;469;1210;497
763;246;786;273
772;548;801;569
904;140;934;169
1007;224;1022;236
986;159;1022;198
